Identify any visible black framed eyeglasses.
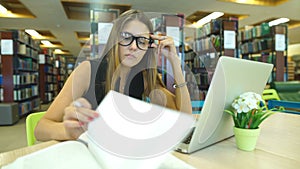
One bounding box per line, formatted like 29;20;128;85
118;32;154;51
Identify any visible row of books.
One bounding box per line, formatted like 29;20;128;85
240;23;271;41
15;58;38;71
195;19;222;39
57;81;64;90
184;50;196;61
0;88;3;101
240;24;287;42
187;84;208;101
42;74;57;83
150;17;162;32
18;98;40;116
185;59;207;72
39;54;54;64
13;74;38;85
44;83;57;91
57;75;66;82
43;65;58;75
193;72;210;86
193;56;215;69
11;30;40;50
186;70;210;86
242;54;273;63
17;43;39;59
58;68;66;75
240;38;273;54
44;92;55;103
12;85;39;101
192;37;219;53
54;60;66;69
40;48;54;56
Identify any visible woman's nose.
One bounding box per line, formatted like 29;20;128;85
129;39;138;50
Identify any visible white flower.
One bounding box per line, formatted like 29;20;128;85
253;93;263;101
244;96;258;109
232;99;250;113
232;92;262;113
225;91;274;129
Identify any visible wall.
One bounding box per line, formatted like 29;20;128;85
288;43;300;56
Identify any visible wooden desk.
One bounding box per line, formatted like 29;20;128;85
0;140;58;166
173;113;300;169
1;113;299;169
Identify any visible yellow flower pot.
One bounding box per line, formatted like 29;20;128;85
234;127;261;151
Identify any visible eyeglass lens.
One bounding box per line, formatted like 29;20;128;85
119;32;151;50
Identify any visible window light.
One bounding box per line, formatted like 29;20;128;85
54;49;63;53
0;4;8;14
41;40;53;46
25;29;43;39
268;18;290;27
194;12;224;27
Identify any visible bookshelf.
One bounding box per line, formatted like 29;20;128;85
55;55;67;93
150;13;185;94
90;9;119;59
240;23;288;82
38;49;57;104
292;55;300;80
66;56;75;76
186;19;239;101
0;30;40;116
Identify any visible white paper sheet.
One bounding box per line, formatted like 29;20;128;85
98;23;113;44
224;30;236;49
275;34;285;51
1;40;13;55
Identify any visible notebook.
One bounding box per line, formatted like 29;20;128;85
175;56;273;154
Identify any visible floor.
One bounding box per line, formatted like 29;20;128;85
0;103;51;153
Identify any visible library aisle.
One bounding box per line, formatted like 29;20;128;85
0;103;51;153
0;0;300;158
0;117;27;153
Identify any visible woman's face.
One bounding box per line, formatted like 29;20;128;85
119;19;150;68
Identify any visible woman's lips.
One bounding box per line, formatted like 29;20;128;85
125;54;136;59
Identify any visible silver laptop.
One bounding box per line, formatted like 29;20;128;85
176;56;273;154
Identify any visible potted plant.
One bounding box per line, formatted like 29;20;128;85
224;92;275;151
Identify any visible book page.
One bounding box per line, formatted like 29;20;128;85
2;141;101;169
83;91;196;169
77;132;195;169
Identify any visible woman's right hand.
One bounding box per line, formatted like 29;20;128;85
63;98;99;139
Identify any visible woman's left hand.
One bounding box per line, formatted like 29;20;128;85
150;34;179;63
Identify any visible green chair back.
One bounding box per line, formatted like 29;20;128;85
26;111;46;146
262;89;280;101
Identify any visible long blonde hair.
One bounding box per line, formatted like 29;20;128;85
102;9;160;98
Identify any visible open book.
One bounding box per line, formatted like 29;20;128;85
3;139;195;169
4;91;196;169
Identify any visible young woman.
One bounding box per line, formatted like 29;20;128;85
35;9;192;141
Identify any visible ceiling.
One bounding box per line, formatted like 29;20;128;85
0;0;299;58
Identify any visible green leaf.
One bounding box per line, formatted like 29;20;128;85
224;110;234;116
250;111;275;128
240;112;250;128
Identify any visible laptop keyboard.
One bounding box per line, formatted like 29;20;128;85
182;127;195;144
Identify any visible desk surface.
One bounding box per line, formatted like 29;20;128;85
1;113;300;169
173;112;300;169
